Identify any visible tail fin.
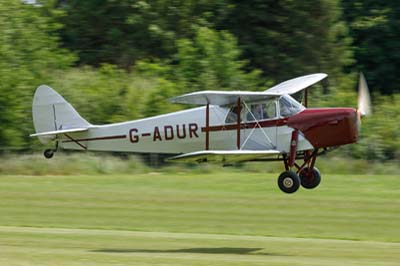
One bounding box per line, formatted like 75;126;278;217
32;85;91;143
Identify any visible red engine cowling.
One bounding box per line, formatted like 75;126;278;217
288;108;358;148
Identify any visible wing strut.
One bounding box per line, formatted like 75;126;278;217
205;103;210;150
64;133;87;150
236;97;241;149
240;101;274;149
304;88;308;107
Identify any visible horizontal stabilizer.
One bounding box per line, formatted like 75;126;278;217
30;127;90;137
167;150;281;163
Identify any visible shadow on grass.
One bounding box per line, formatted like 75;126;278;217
91;247;281;256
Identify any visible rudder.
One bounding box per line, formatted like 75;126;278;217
32;85;91;143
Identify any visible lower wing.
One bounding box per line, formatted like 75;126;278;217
167;150;281;163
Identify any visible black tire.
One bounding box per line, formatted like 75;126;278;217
44;149;54;159
299;167;321;189
277;171;300;194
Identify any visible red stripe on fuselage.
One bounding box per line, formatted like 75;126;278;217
201;118;288;132
63;134;127;143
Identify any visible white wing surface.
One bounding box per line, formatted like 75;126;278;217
167;150;281;163
169;74;326;106
265;73;327;95
169;91;280;105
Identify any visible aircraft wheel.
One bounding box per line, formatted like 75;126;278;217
299;167;321;189
277;171;300;194
43;149;54;159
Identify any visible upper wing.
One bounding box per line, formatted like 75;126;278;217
166;150;281;163
265;73;327;95
169;74;326;106
169;91;279;105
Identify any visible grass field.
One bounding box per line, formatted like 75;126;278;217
0;172;399;265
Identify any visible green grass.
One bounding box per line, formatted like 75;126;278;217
1;152;399;175
0;172;399;265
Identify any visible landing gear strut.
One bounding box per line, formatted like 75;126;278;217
277;149;321;193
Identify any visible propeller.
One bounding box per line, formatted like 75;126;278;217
357;72;371;116
356;72;371;131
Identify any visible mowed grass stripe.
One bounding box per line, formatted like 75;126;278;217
2;225;400;245
0;226;399;266
0;172;399;265
0;173;399;242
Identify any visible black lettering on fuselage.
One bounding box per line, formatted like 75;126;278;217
164;125;174;140
130;123;199;144
153;126;162;141
129;128;139;143
189;123;199;138
176;124;186;139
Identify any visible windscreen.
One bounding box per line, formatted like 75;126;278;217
279;95;305;117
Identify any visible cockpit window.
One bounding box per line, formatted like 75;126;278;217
246;100;276;121
225;106;241;123
225;99;278;123
279;95;305;117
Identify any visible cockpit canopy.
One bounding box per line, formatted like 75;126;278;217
278;94;305;117
225;94;304;123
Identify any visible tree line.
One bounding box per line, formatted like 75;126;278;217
0;0;399;160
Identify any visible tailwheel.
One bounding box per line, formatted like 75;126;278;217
299;167;321;189
43;149;54;159
43;141;58;159
277;171;300;194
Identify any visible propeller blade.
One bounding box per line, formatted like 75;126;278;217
358;72;371;116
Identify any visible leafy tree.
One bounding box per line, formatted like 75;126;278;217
220;0;354;87
173;27;263;93
138;27;264;91
347;94;400;161
342;1;400;94
50;64;162;124
137;27;265;116
58;0;230;68
0;1;74;150
143;78;181;117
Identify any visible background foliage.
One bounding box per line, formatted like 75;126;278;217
0;0;399;161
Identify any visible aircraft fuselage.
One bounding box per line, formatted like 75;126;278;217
60;105;314;154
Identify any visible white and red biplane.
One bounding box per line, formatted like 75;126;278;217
31;73;370;193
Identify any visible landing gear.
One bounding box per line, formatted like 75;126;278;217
43;149;54;159
277;149;321;193
277;171;300;193
43;142;58;159
299;167;321;189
